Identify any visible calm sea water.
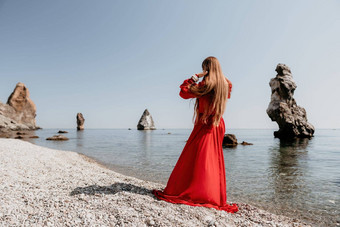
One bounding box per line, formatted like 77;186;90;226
19;128;340;226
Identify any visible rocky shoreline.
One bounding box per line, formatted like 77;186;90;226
0;83;39;132
0;139;310;226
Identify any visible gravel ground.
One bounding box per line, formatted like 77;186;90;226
0;139;311;226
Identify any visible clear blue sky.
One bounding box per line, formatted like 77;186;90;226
0;0;339;129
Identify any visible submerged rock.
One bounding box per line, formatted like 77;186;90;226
266;64;315;139
76;113;85;130
137;109;156;130
46;135;69;141
223;134;238;147
58;130;68;134
16;131;26;135
241;141;253;145
0;82;38;131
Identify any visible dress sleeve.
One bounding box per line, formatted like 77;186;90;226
179;78;205;99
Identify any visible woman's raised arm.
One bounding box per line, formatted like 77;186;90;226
179;78;198;99
179;72;208;99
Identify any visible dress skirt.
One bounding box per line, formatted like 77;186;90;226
152;116;238;213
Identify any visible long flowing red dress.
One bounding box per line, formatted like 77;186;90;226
152;77;238;213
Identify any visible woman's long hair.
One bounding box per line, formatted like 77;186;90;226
189;56;229;126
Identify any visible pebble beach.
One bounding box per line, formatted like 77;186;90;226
0;138;311;226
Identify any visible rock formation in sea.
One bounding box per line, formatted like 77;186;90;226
222;134;238;147
46;135;69;141
137;109;156;130
266;64;315;139
0;82;38;132
76;113;85;130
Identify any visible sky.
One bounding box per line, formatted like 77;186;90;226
0;0;339;129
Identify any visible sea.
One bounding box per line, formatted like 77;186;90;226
16;128;340;226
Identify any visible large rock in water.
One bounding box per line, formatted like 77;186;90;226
222;134;238;147
137;109;156;130
266;64;315;139
0;82;38;131
76;113;85;130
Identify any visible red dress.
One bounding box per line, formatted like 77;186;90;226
152;77;238;213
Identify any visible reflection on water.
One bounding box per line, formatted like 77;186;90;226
268;138;310;220
270;139;309;198
76;130;84;148
223;130;339;226
1;128;339;226
139;130;152;166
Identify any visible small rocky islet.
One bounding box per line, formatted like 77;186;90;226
137;109;156;130
76;113;85;131
267;64;315;139
0;83;42;140
0;82;39;132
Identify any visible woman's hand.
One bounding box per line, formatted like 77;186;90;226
196;71;208;78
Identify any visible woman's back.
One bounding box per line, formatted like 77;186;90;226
187;77;232;126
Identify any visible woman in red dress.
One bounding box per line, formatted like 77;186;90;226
152;56;238;213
